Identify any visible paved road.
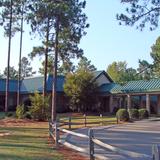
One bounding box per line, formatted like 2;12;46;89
64;118;160;160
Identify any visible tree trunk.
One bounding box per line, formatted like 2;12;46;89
5;0;13;112
17;4;24;106
51;16;59;122
43;18;50;98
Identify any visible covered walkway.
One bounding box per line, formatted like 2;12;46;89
99;79;160;114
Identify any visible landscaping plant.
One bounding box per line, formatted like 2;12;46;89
129;109;139;119
116;109;129;122
139;109;149;119
16;104;25;119
30;92;50;121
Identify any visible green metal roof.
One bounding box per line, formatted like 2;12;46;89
111;79;160;94
21;75;65;93
98;83;121;94
0;75;65;93
2;70;160;95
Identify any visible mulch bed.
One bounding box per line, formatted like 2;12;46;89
58;146;89;160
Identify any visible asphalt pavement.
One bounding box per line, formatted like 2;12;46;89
64;118;160;160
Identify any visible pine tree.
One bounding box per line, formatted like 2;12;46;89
0;0;28;111
27;0;89;121
117;0;160;31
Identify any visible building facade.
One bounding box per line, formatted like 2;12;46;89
0;70;160;114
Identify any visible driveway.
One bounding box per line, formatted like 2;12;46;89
64;118;160;160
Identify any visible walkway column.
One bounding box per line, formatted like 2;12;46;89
119;97;122;108
139;96;144;108
146;94;150;114
157;95;160;114
109;95;113;113
127;94;131;110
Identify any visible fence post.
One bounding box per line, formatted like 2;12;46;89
116;115;119;124
69;116;71;130
55;121;59;148
100;114;103;125
84;114;87;127
88;129;94;160
152;144;160;160
49;122;54;144
49;122;51;138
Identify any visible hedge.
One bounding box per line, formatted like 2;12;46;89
116;109;129;122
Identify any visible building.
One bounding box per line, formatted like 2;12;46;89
0;75;65;112
0;70;160;114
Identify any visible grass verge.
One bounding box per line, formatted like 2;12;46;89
57;113;117;129
0;120;63;160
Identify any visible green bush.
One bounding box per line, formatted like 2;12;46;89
116;109;129;122
24;112;32;119
139;109;149;119
6;112;14;117
29;92;50;121
16;105;25;119
129;109;139;119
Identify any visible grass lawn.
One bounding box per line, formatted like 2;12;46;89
0;119;63;160
57;113;117;129
0;113;117;160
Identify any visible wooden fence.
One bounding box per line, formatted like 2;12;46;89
49;117;160;160
57;114;118;129
152;145;160;160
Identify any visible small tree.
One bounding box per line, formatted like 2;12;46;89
16;104;25;119
150;37;160;77
29;92;50;121
64;69;97;112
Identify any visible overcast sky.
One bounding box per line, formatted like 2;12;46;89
0;0;159;74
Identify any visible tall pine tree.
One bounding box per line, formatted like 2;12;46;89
27;0;89;121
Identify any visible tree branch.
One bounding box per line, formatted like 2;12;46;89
132;7;160;23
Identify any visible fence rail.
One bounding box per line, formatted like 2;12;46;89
58;114;117;129
49;117;159;160
152;145;160;160
59;128;88;138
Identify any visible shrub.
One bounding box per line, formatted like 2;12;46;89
24;112;32;119
116;109;129;122
139;109;149;119
16;105;25;119
6;112;13;117
129;109;139;119
29;92;50;121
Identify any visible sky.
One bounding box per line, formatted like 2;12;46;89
0;0;160;74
